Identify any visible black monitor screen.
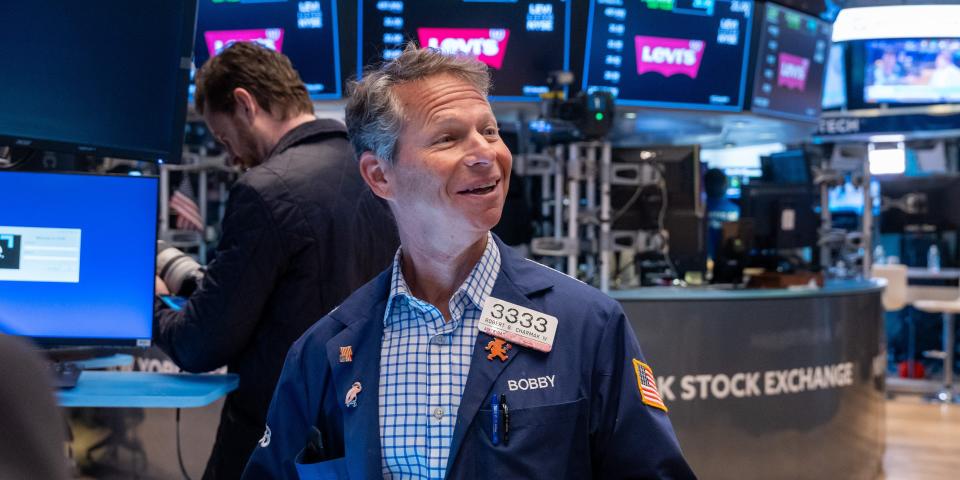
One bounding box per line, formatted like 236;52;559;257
358;0;570;101
749;2;832;122
193;0;342;100
762;149;810;185
0;0;196;163
583;0;753;111
0;172;158;347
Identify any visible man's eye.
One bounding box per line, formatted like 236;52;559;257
433;135;454;145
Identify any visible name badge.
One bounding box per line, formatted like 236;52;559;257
479;297;558;352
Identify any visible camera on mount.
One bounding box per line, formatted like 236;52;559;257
530;71;615;145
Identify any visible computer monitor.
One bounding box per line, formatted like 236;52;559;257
879;174;960;233
358;0;570;101
740;184;818;250
748;2;832;122
700;143;783;197
0;0;197;164
582;0;753;111
0;171;159;347
761;149;811;185
822;43;847;110
193;0;342;100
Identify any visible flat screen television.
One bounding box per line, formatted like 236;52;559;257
192;0;342;100
863;38;960;104
358;0;570;101
749;2;832;122
0;0;197;164
0;172;159;347
582;0;754;111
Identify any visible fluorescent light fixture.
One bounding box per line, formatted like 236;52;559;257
868;142;905;175
833;6;960;42
868;134;906;143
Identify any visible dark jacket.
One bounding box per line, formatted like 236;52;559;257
155;119;398;480
244;236;696;480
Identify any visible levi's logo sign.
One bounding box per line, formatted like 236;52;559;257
205;29;285;57
417;28;510;70
777;52;810;91
634;36;705;79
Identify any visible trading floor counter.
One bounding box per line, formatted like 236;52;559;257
611;281;885;480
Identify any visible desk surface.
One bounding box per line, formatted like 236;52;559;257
58;371;238;408
907;267;960;280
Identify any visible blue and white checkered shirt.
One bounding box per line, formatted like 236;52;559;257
379;233;501;479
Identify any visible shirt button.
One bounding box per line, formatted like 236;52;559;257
433;407;444;420
431;335;447;345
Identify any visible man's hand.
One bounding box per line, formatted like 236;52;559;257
155;276;171;296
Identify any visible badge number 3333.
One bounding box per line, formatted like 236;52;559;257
478;297;558;353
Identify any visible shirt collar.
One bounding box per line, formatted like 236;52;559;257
385;232;501;325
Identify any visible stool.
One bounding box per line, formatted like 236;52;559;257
873;265;916;383
912;297;960;403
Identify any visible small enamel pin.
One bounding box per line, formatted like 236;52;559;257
339;345;353;363
485;337;512;362
344;381;362;408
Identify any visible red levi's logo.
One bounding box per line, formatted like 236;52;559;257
204;28;285;57
777;52;811;91
634;35;705;79
417;28;511;70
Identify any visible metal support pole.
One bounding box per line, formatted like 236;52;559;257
599;142;612;293
553;145;564;241
199;170;208;263
819;157;832;272
862;145;874;277
937;312;957;403
160;165;170;235
567;144;581;277
585;144;597;281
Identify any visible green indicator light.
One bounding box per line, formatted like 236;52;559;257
595;113;604;121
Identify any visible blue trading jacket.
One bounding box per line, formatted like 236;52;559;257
243;236;696;479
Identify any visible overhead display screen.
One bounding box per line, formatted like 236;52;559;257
822;43;846;110
863;38;960;104
749;2;832;122
583;0;753;111
359;0;570;101
193;0;342;100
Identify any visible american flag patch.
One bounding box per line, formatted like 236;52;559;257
633;359;667;412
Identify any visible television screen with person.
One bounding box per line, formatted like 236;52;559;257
583;0;754;111
358;0;570;101
0;172;158;347
193;0;342;100
864;38;960;104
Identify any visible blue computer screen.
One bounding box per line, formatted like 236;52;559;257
193;0;341;100
0;172;158;346
583;0;753;111
358;0;571;101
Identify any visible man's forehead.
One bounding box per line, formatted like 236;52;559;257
394;74;489;120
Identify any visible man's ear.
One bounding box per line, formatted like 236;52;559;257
232;88;257;125
358;151;392;200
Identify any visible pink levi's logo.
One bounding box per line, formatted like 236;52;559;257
634;36;706;79
777;52;811;91
418;28;510;70
204;29;285;57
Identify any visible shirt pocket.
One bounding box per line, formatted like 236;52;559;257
474;397;590;479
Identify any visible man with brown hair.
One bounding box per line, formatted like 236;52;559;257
154;41;398;479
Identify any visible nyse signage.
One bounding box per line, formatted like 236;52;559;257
618;285;885;479
817;111;960;140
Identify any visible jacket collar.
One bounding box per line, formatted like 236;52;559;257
321;235;555;476
265;118;348;160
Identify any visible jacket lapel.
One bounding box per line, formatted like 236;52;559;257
446;238;554;475
324;271;391;479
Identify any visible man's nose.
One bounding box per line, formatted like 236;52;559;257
463;131;496;167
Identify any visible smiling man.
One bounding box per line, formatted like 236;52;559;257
243;45;695;479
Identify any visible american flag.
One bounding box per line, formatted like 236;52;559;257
633;359;668;412
171;175;204;232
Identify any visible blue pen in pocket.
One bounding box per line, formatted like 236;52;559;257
490;393;500;446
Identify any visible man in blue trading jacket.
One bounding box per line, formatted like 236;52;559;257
243;45;696;479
